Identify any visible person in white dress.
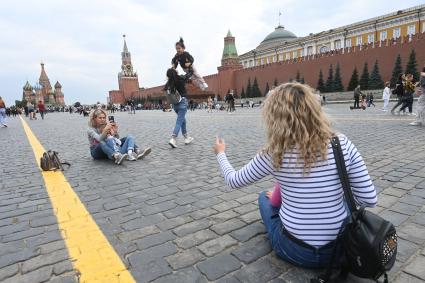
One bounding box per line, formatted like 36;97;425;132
382;82;391;111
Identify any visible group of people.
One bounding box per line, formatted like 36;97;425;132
350;67;425;127
83;37;381;273
86;37;201;163
390;73;417;115
352;86;376;109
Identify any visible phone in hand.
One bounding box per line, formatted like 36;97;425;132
108;116;115;122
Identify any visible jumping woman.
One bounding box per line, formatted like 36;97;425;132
172;37;208;91
165;68;194;148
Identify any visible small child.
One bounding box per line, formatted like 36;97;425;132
172;37;208;91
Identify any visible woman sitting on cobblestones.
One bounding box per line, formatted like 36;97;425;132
214;82;377;268
87;109;151;165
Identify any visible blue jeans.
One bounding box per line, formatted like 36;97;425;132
172;98;187;137
118;136;136;153
258;191;335;268
90;142;116;160
0;108;6;125
92;136;137;160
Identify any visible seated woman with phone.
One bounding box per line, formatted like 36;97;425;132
87;109;151;164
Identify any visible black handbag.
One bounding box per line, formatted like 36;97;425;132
165;89;182;105
311;137;397;283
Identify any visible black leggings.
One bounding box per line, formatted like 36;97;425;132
391;98;403;112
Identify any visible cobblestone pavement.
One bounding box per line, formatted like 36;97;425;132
0;103;424;283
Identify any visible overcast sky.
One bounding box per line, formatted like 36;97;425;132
0;0;423;105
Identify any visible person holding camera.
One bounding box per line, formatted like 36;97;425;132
87;109;151;164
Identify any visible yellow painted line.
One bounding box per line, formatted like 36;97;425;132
19;116;136;283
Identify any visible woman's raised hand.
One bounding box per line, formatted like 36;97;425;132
214;136;226;154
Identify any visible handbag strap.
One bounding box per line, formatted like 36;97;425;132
331;136;357;212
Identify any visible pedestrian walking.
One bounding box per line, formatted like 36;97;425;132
368;93;375;107
164;68;194;148
391;74;405;114
353;85;362;109
207;96;213;113
27;101;36;120
37;100;46;120
0;97;7;127
382;82;391;111
398;74;416;115
410;66;425;126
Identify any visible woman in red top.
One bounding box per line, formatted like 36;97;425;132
37;101;45;120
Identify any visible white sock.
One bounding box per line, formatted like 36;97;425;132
128;150;133;155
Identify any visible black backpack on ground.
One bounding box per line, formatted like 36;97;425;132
40;150;71;171
311;137;397;283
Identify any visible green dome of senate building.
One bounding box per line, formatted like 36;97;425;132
261;25;297;43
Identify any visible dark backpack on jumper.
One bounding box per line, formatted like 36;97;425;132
40;150;71;171
311;137;397;283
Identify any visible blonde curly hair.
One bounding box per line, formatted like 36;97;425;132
262;83;334;173
88;108;107;128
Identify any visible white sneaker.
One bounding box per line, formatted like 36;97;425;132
184;136;194;145
409;121;421;126
127;153;136;161
169;138;177;148
136;147;151;159
114;153;127;165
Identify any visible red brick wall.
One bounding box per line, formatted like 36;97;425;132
109;90;124;104
234;34;425;94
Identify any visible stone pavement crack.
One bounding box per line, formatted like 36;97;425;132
19;116;136;283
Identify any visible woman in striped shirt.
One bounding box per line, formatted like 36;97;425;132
214;83;377;268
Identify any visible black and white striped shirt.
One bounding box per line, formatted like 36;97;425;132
217;134;377;247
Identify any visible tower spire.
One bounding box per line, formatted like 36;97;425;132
39;62;51;89
123;34;128;53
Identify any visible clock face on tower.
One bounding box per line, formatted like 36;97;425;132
126;64;132;71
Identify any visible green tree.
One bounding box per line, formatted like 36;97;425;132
405;49;419;81
390;54;403;87
246;78;252;98
74;102;81;107
273;78;278;86
347;67;359;91
264;82;270;95
241;87;245;98
252;77;262;97
325;64;334;92
296;71;301;82
359;62;370;90
300;77;305;84
369;60;385;89
317;69;326;92
333;63;344;91
15;100;25;108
